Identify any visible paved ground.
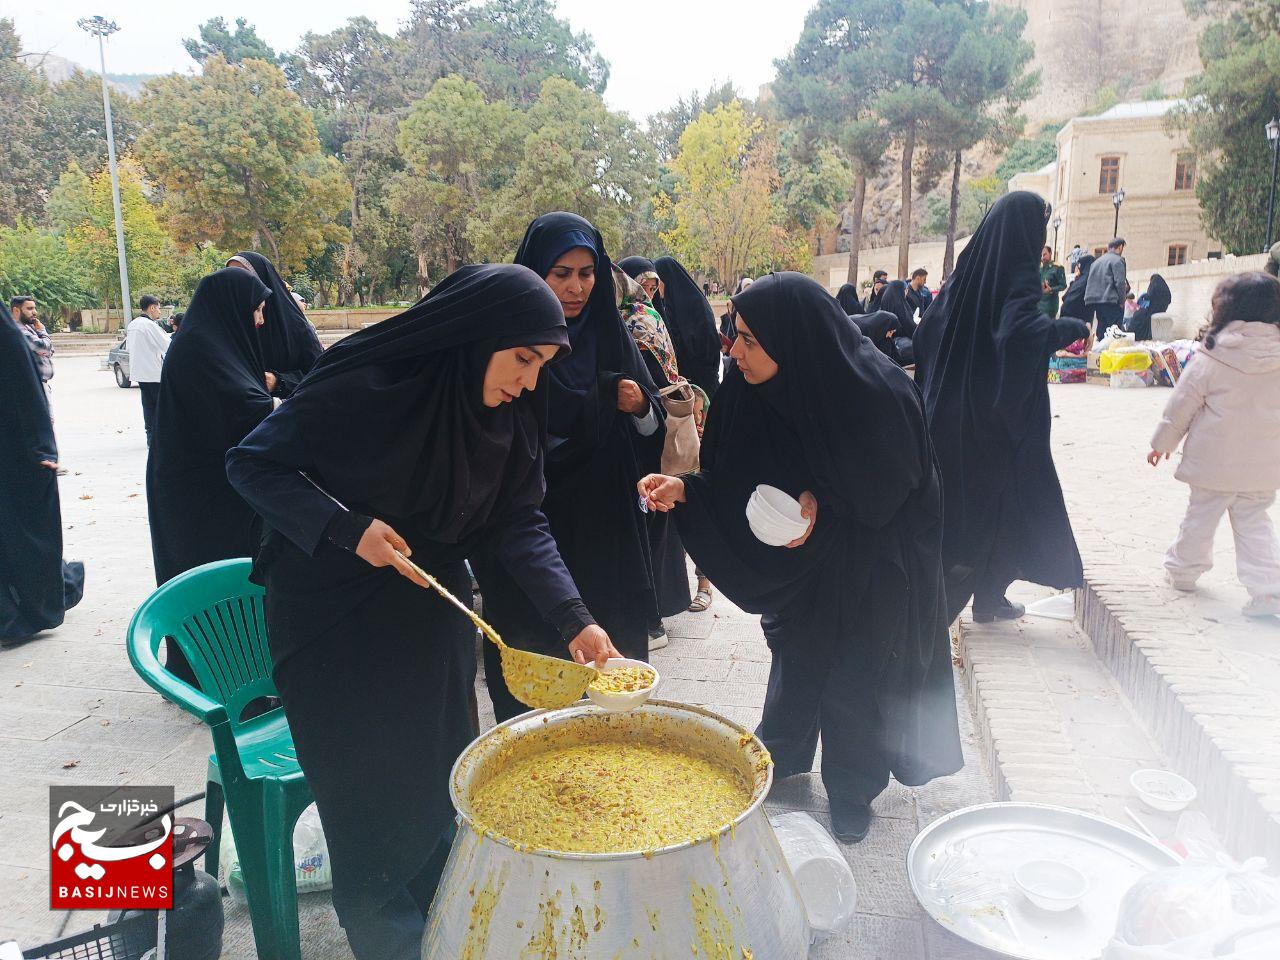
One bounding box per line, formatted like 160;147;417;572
3;358;1267;957
2;357;1003;957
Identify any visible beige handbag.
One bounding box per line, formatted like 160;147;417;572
658;381;700;474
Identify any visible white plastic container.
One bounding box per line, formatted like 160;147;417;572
747;485;808;547
585;657;660;712
1130;769;1197;813
1014;858;1090;911
768;812;857;935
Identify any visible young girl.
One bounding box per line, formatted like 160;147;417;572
1149;272;1280;616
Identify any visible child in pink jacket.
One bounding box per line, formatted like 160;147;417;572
1148;272;1280;616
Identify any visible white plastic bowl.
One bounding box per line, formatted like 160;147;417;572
1013;859;1090;912
584;658;660;713
1130;769;1197;813
746;487;808;547
755;485;806;524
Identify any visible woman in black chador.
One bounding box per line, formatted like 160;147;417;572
226;251;324;399
836;282;864;316
227;264;618;960
147;267;273;683
913;191;1089;624
638;272;962;843
475;213;664;721
0;315;84;646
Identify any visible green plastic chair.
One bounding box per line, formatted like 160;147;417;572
126;558;313;960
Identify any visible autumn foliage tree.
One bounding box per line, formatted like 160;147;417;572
659;101;807;287
136;57;349;272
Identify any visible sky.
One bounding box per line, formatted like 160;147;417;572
11;1;814;123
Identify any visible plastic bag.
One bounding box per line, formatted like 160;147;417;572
769;812;857;938
220;803;333;902
1100;350;1154;374
1111;369;1154;388
1104;829;1280;960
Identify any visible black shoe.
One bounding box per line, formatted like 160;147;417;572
830;802;872;844
972;596;1025;623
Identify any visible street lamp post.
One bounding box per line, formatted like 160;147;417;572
1052;214;1062;258
1111;188;1126;238
77;16;131;325
1266;117;1279;251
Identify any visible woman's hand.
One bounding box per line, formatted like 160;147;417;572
638;474;686;512
264;371;279;394
1147;449;1169;467
786;491;818;548
617;379;648;416
568;624;621;667
38;459;58;471
355;519;424;583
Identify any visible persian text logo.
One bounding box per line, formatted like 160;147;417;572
50;786;174;909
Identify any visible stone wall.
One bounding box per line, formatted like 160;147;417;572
1130;252;1271;331
813;236;974;292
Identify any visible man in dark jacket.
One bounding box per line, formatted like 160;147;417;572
906;268;933;315
1039;246;1067;317
1084;237;1128;338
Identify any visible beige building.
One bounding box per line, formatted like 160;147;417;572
1010;100;1220;273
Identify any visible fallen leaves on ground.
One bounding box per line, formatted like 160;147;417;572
78;494;93;500
62;760;80;769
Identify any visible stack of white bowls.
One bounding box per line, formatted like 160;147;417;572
746;484;809;546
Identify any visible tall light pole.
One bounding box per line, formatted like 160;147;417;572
1052;214;1062;259
1265;117;1279;252
77;16;131;325
1111;188;1126;238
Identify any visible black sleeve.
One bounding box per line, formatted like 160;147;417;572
226;404;359;557
269;369;307;400
473;508;596;641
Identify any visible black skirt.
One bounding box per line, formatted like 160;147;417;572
262;535;477;918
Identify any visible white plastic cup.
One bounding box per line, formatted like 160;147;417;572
769;812;857;935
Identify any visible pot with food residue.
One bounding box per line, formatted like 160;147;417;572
424;700;809;959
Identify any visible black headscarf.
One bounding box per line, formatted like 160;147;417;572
1059;255;1096;321
653;256;722;399
147;267;275;594
618;256;659;285
913;191;1087;607
1127;274;1172;341
878;280;918;339
675;272;960;785
229;251;323;396
282;264;569;543
0;315;83;637
513;213;660;456
836;283;864;316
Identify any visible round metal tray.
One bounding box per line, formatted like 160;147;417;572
907;802;1180;960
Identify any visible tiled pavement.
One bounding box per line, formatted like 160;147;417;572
9;359;1273;957
2;358;1001;958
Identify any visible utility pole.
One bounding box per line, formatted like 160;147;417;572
77;16;132;325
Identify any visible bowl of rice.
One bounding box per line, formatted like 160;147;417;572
586;657;660;712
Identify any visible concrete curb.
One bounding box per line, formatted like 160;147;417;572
1077;580;1280;864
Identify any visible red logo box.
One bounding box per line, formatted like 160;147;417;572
50;786;174;910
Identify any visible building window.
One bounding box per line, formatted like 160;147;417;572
1099;156;1120;194
1174;153;1196;191
1168;244;1188;266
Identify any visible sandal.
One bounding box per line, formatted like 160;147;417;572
688;581;713;613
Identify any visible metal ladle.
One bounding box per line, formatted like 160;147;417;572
396;552;597;710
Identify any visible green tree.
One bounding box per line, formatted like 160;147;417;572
994;123;1062;183
47;160;176;309
773;0;892;284
0;223;93;315
916;2;1035;274
778;135;855;255
393;75;524;287
1177;0;1280;252
184;17;278;65
288;17;408;304
924;173;1004;235
467;77;656;261
398;0;607;104
135;57;350;273
659;101;804;286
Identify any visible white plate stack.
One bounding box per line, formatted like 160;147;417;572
746;484;809;546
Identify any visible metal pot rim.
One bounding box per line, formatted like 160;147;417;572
449;699;775;861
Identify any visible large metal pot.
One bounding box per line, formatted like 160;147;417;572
424;700;809;959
